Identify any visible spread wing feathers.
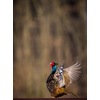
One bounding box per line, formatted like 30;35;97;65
63;62;82;83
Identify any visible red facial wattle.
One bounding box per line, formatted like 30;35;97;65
50;62;54;67
50;62;58;67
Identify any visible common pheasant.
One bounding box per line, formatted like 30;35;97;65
46;62;81;98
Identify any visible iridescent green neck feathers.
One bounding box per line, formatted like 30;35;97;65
51;65;57;74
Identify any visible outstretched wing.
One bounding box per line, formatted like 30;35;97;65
63;62;82;83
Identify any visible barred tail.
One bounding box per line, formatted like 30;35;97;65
64;89;79;98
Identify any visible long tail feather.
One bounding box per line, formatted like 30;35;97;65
64;89;79;98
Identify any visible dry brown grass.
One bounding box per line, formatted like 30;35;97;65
13;0;87;98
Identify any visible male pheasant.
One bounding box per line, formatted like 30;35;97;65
46;62;81;98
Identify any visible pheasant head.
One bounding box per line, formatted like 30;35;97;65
50;62;58;74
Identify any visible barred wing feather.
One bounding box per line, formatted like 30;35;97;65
63;62;82;83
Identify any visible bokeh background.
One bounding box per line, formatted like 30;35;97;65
13;0;87;98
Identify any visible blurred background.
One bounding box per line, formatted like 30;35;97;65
13;0;87;98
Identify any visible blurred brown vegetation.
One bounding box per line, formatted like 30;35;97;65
13;0;87;98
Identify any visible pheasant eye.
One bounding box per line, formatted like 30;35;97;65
52;62;54;65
